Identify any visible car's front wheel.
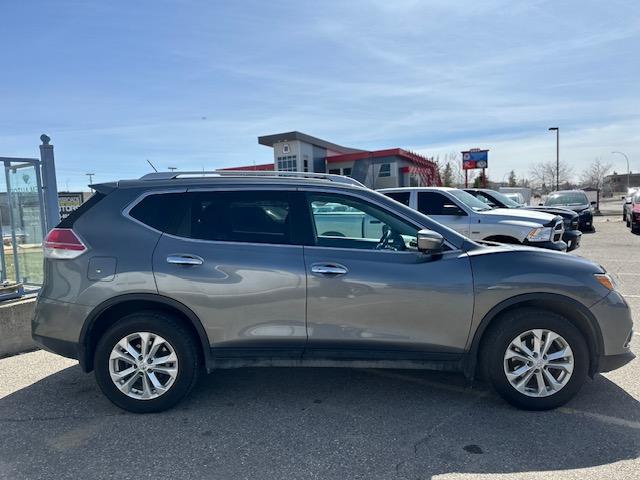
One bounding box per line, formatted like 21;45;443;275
482;308;588;410
94;311;200;413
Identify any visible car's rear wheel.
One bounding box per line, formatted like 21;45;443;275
482;308;588;410
94;311;200;413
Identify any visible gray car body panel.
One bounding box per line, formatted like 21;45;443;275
32;176;634;376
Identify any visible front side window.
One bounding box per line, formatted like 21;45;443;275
129;191;294;245
308;193;418;251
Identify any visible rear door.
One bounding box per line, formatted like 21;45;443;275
417;191;471;236
133;189;308;359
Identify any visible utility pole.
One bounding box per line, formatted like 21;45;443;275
612;151;630;191
86;173;95;189
548;127;559;190
168;166;177;172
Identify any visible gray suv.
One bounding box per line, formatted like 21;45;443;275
32;171;634;413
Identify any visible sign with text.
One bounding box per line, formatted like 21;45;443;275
58;192;84;220
462;150;489;170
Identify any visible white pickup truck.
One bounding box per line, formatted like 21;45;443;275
379;187;567;251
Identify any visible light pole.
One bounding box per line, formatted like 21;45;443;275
548;127;559;190
611;151;630;191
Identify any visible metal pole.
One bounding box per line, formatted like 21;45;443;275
612;151;630;191
4;163;21;283
556;129;559;190
548;127;559;190
39;134;60;232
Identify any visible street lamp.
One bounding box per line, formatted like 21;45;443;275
611;151;630;191
548;127;559;190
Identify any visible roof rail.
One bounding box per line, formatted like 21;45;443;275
139;170;366;188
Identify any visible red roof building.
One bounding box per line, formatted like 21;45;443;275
227;131;441;188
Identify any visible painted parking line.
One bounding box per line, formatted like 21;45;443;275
365;369;640;430
558;408;640;430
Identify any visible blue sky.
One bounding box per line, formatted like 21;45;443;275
1;0;638;190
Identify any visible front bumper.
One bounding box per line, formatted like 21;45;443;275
578;213;594;231
523;239;568;252
589;291;634;373
598;351;635;372
563;229;582;251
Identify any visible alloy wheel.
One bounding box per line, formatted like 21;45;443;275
503;329;574;397
108;332;179;400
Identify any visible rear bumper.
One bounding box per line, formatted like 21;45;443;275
563;229;582;251
31;296;89;362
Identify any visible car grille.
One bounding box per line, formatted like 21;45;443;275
553;219;564;242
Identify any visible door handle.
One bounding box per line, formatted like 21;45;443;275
311;263;348;275
166;254;204;266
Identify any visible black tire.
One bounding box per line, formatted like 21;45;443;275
481;308;589;410
94;311;200;413
632;219;639;233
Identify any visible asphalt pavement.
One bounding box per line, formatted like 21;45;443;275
1;212;638;480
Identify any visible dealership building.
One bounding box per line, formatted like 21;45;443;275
227;131;441;189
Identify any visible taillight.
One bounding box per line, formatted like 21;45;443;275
43;228;87;259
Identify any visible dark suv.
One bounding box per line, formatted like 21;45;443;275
33;171;634;413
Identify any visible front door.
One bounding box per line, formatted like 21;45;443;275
302;191;474;359
149;189;307;358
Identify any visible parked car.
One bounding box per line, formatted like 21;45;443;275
543;190;595;232
33;171;634;413
627;191;640;233
380;187;567;251
623;187;638;223
464;188;582;251
503;191;526;206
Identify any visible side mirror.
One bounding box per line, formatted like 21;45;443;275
417;229;444;253
442;204;464;216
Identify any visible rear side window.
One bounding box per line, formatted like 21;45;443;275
129;190;294;245
129;192;189;234
384;191;410;206
57;193;105;228
417;192;449;215
190;191;292;244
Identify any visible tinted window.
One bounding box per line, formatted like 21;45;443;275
417;192;452;215
384;191;411;206
308;193;418;251
130;190;294;245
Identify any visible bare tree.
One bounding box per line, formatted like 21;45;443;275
580;158;612;191
529;160;573;192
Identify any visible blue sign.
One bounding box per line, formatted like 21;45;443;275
462;150;488;170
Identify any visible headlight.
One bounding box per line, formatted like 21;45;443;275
594;273;618;291
580;208;592;216
526;227;552;242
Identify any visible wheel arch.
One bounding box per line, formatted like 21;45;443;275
464;293;604;379
79;293;212;373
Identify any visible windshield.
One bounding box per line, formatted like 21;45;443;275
545;192;588;206
449;189;493;211
489;190;520;208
